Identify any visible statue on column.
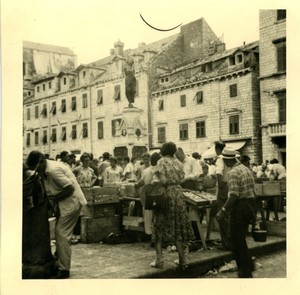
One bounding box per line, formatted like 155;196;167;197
124;62;136;108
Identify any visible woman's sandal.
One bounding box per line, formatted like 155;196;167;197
150;260;164;269
174;259;189;271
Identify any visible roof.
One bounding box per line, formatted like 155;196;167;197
88;34;180;68
23;41;76;56
31;74;57;84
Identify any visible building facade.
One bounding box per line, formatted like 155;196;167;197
150;42;262;164
259;9;286;166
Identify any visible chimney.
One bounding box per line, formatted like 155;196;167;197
110;48;115;56
114;40;124;56
216;42;226;53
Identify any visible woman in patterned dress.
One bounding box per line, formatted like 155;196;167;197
72;153;97;187
151;142;194;270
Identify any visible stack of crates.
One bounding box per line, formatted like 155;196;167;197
80;186;121;243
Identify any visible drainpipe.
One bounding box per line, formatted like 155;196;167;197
218;81;222;140
89;85;93;155
147;68;153;150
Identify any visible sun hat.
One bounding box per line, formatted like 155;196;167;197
221;148;237;159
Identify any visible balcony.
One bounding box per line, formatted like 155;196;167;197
268;122;286;137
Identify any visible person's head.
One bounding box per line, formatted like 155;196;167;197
55;154;61;161
80;153;91;168
240;155;251;167
67;153;76;165
175;147;185;162
44;153;50;159
270;158;279;164
221;148;238;168
116;156;123;166
215;141;226;156
192;152;201;160
202;164;209;175
160;141;177;157
103;152;110;161
60;151;69;163
110;157;118;168
92;158;99;166
141;152;151;165
123;156;130;165
26;151;47;174
150;152;161;166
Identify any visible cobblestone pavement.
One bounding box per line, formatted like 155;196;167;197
199;250;286;278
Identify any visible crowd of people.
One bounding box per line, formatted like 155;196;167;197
23;141;286;279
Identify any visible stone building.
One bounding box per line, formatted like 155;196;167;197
150;41;261;164
23;17;228;159
259;9;286;166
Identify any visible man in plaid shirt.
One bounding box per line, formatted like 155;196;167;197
216;148;256;278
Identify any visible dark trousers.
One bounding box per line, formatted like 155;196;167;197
230;198;256;278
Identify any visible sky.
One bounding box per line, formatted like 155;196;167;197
2;0;286;65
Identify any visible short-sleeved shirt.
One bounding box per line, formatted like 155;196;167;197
215;156;231;182
182;156;203;179
104;166;123;183
227;162;255;199
42;160;87;216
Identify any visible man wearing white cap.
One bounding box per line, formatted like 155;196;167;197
216;148;256;278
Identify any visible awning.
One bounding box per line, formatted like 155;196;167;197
225;141;247;151
201;140;247;159
201;146;216;159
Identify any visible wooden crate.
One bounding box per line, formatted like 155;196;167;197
254;184;263;196
122;216;144;232
266;221;286;237
85;204;117;217
263;181;281;196
80;215;121;243
91;186;120;204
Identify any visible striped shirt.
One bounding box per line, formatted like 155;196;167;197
227;162;255;199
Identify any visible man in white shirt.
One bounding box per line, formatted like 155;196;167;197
175;147;203;182
26;151;87;279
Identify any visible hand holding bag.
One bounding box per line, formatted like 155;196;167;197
143;183;167;210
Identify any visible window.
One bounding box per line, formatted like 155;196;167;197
97;90;103;105
82;93;88;108
236;54;243;63
274;39;286;72
71;96;77;111
180;95;186;107
194;91;203;104
113;85;121;101
26;133;31;147
277;91;286;122
35;105;39;118
112;119;121;137
43;84;45;91
37;86;40;93
41;104;47;117
98;121;104;139
206;62;212;72
179;123;189;140
27;108;31;120
158;100;164;111
229;56;235;66
63;77;67;85
71;125;77;139
277;9;286;21
50;102;56;116
50;128;57;142
42;130;47;144
49;81;52;89
158;127;166;143
196;121;206;138
229;115;239;134
165;77;169;82
34;131;39;145
60;99;66;113
61;126;67;141
230;84;238;97
82;123;88;138
83;71;86;78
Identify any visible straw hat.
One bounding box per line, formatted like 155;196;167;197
221;148;238;159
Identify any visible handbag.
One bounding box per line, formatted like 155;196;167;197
144;183;167;210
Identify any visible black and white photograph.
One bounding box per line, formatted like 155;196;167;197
1;0;300;294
